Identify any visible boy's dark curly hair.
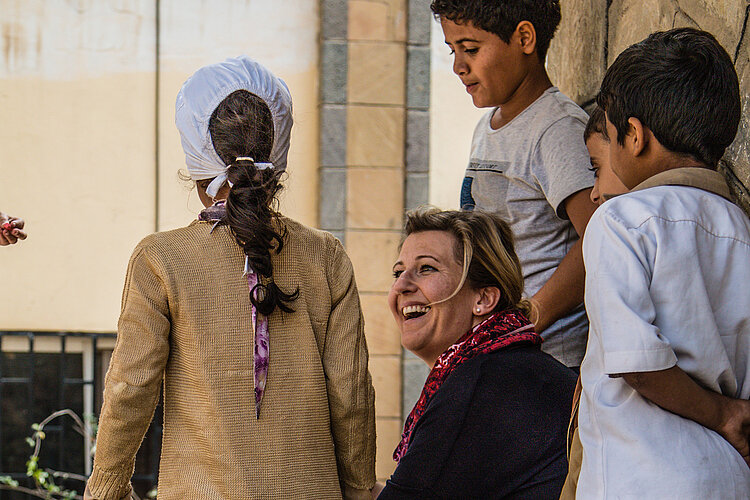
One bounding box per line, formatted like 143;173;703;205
430;0;561;60
584;106;608;143
597;28;740;169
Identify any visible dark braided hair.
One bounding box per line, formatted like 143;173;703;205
208;89;299;315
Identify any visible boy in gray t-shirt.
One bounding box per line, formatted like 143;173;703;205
432;0;597;367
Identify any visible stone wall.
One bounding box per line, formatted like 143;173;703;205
547;0;750;213
319;0;411;480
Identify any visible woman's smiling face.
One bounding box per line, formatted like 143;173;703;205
388;230;479;365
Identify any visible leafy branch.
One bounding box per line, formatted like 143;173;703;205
0;409;93;499
0;409;154;500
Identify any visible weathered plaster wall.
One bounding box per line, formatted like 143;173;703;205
157;0;320;232
0;0;319;331
548;0;750;212
428;19;486;210
0;0;158;331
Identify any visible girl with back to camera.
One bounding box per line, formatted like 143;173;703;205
84;56;375;500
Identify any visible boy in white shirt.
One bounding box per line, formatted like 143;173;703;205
559;105;628;500
578;28;750;498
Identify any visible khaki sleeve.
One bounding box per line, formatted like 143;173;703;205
323;235;377;491
86;243;171;499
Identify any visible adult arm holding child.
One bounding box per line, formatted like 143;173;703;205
621;367;750;466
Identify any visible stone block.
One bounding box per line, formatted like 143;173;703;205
406;45;430;109
376;417;401;479
346;229;402;291
402;350;429;421
348;41;406;105
320;105;347;167
675;0;748;55
408;0;433;45
347;167;404;230
322;0;348;40
331;230;346;247
349;0;389;41
321;41;348;104
319;168;347;230
361;292;403;355
406;109;429;172
347;105;405;167
370;354;402;418
607;0;677;63
349;0;407;42
387;0;409;42
720;162;750;215
546;0;606;106
405;172;429;210
723;13;750;216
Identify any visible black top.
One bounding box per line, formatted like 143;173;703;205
379;346;576;499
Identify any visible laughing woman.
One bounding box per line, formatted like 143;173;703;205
377;209;576;499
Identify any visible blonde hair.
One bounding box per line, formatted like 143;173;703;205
402;208;530;316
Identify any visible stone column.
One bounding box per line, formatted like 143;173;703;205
401;0;432;429
347;0;407;480
319;0;409;480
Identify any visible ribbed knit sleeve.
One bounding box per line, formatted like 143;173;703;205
323;235;377;492
86;241;171;499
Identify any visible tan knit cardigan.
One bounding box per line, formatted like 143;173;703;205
86;218;376;499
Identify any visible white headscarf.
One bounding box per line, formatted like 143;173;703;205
175;56;293;198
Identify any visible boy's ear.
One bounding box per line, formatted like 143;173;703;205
627;117;648;157
515;21;537;55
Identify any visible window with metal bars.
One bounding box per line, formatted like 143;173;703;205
0;332;161;500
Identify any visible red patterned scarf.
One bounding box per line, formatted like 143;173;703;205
393;309;542;462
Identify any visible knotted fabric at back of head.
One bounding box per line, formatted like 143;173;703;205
175;55;293;197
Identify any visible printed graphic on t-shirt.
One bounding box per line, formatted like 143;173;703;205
465;159;510;219
461;177;475;210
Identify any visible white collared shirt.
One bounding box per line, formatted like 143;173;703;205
578;184;750;499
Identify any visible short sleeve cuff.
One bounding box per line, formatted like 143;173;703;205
553;185;594;220
603;347;678;375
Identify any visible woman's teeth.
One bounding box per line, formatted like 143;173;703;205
402;305;431;319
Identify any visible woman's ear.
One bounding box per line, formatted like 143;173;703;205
474;287;501;316
515;21;537;55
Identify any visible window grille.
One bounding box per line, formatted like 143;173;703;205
0;332;160;499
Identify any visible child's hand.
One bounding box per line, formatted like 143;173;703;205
0;212;27;245
716;396;750;467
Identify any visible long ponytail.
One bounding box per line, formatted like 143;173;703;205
208;90;299;315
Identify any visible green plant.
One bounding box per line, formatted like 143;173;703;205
0;409;155;500
0;410;92;500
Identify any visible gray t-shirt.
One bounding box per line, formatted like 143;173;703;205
462;87;593;366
